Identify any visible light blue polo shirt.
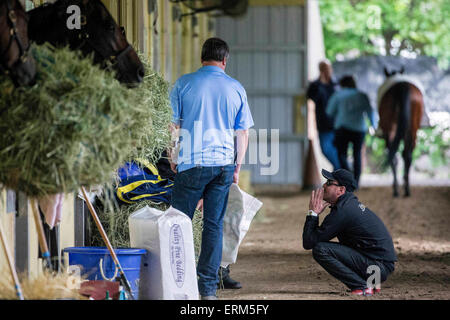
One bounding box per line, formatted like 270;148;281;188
170;65;254;173
326;88;379;133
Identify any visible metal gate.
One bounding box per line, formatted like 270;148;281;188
215;3;308;185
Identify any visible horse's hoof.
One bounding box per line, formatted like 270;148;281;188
393;192;399;198
404;192;410;198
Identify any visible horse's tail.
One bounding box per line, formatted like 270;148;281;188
387;82;410;164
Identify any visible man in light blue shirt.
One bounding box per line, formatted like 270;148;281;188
169;38;254;300
326;75;378;187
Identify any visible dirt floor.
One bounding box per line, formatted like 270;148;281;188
218;186;450;300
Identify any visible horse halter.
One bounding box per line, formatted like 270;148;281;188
0;0;31;75
76;17;133;72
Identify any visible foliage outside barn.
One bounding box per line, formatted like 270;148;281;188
319;0;450;179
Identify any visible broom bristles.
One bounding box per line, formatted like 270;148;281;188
0;269;88;300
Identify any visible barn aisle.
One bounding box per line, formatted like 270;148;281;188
219;186;450;300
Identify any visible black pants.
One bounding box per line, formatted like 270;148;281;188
334;128;365;187
312;242;394;290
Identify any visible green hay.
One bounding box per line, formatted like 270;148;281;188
89;199;169;248
0;44;173;198
0;44;136;197
127;54;172;163
90;197;204;264
192;209;203;263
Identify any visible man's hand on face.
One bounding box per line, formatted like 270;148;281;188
309;188;329;215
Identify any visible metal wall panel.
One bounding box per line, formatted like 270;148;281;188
216;4;308;186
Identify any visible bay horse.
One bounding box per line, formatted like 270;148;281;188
378;67;424;197
27;0;144;86
0;0;36;86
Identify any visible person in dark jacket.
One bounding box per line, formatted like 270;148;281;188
306;60;341;170
303;168;397;296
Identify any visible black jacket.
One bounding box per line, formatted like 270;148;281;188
306;79;337;132
303;192;397;263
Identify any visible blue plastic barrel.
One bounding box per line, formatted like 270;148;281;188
63;247;146;300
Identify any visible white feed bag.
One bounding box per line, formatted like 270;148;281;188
129;205;199;300
221;183;263;268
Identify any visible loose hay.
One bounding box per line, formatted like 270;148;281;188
127;53;172;163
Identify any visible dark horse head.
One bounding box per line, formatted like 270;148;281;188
0;0;36;86
28;0;144;86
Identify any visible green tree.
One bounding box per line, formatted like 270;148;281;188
319;0;450;68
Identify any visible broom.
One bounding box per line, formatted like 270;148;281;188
30;199;52;270
80;186;135;300
0;221;24;300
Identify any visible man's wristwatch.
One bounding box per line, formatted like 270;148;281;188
307;210;318;217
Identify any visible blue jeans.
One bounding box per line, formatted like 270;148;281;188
171;164;235;296
318;131;341;170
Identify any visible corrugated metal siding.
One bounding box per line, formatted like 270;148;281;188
216;4;308;185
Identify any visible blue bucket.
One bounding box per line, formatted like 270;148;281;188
63;247;146;300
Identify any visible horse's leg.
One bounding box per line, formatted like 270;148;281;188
391;153;399;197
402;139;412;197
385;135;399;197
403;85;423;197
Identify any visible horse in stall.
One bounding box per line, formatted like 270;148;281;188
378;67;424;197
0;0;36;86
27;0;144;86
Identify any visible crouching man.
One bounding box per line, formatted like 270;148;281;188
302;169;397;296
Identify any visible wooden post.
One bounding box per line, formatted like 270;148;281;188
302;139;322;190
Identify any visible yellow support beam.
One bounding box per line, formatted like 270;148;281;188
191;15;200;72
136;0;151;57
59;194;75;265
27;199;39;279
148;2;154;63
157;0;167;77
163;0;172;82
199;13;207;51
0;191;15;273
171;3;182;81
181;13;192;75
119;0;135;44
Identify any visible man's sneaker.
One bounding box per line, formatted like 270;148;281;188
351;287;374;296
374;288;381;294
218;266;242;290
201;295;218;300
